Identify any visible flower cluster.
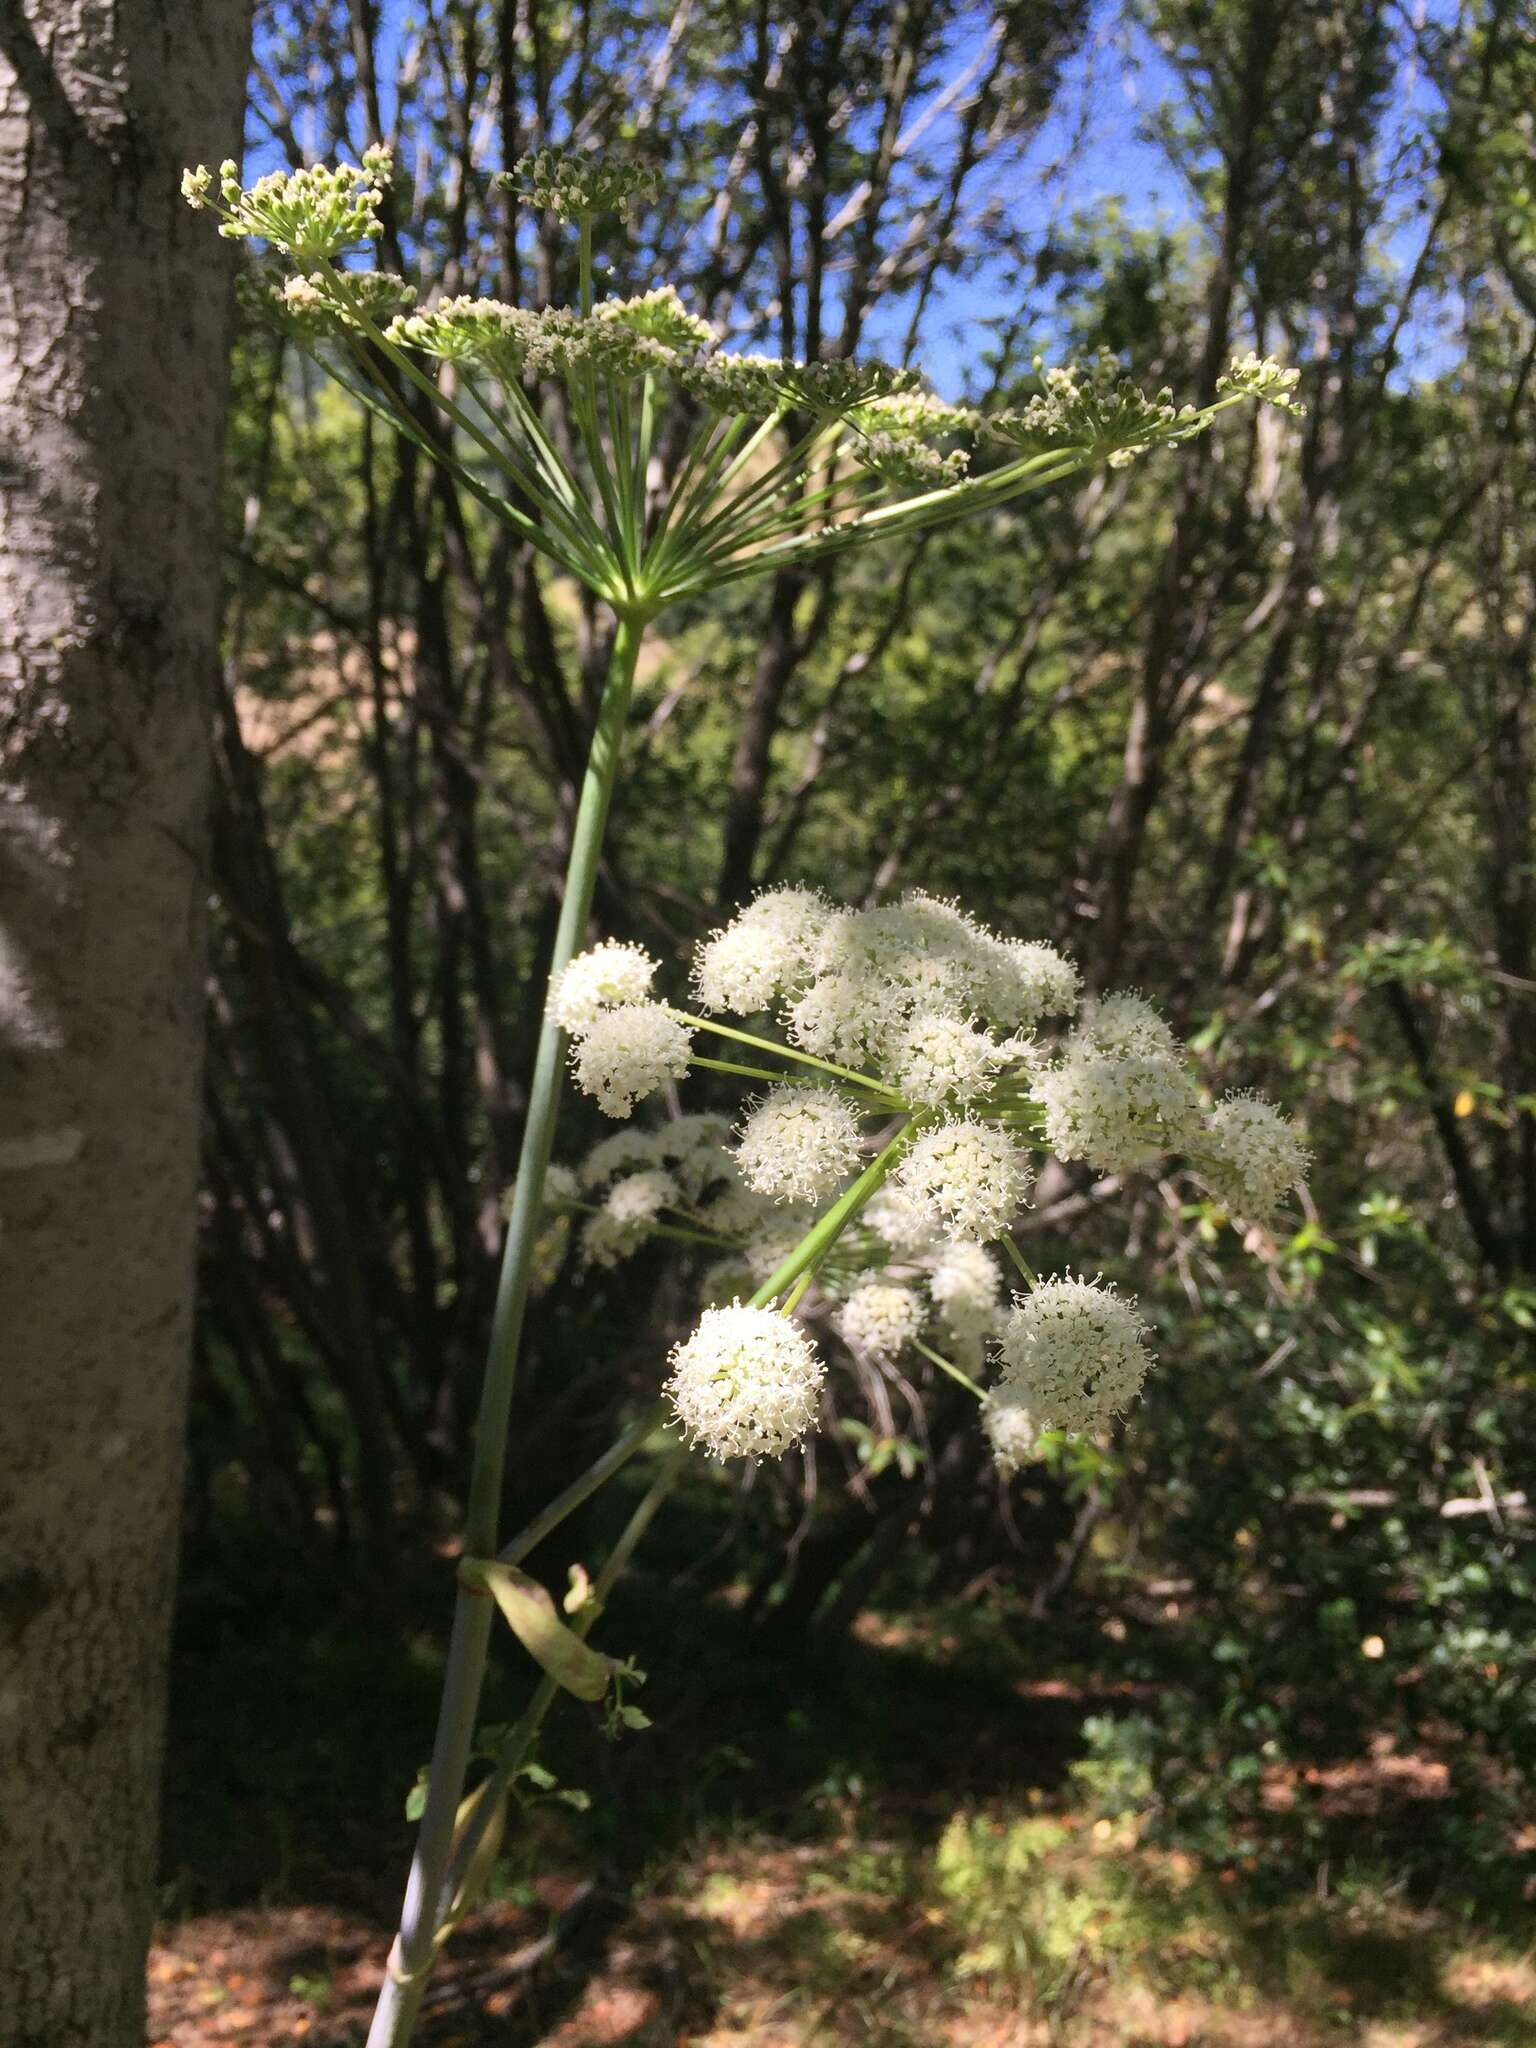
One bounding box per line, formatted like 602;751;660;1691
569;1002;693;1118
666;1304;824;1459
546;882;1305;1468
1196;1092;1314;1227
503;146;660;218
184;150;391;262
988;348;1303;467
1035;994;1203;1174
993;1276;1152;1436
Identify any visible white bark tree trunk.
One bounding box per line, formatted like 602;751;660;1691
0;6;248;2042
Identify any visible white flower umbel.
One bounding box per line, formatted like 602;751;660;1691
570;1002;693;1118
896;1117;1034;1241
1198;1092;1311;1226
1074;990;1176;1057
580;1166;679;1268
652;1112;736;1200
981;938;1082;1031
995;1276;1152;1434
864;1186;942;1259
927;1240;1004;1345
785;968;900;1067
981;1383;1042;1477
693;887;829;1014
666;1303;826;1459
579;1126;663;1190
734;1084;864;1204
1036;1044;1202;1174
838;1276;924;1362
887;1011;1005;1109
549;940;659;1032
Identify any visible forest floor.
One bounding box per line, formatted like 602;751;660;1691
153;1555;1535;2048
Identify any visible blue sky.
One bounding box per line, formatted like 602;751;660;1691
249;1;1461;394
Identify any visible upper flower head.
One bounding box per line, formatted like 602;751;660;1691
505;147;658;218
188;152;392;262
550;940;660;1033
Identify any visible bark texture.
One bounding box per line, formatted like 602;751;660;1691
0;6;248;2042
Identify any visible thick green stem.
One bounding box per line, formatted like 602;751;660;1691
366;610;646;2048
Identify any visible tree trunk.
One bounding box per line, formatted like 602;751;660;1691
0;7;248;2044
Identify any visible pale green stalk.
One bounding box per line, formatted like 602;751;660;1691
366;610;646;2048
913;1335;987;1401
1001;1233;1040;1290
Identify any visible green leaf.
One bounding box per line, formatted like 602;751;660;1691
466;1558;623;1700
618;1703;652;1730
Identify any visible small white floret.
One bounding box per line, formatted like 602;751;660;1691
665;1303;825;1459
1036;1045;1202;1174
837;1276;923;1361
981;1383;1042;1476
693;887;828;1013
926;1240;1003;1344
887;1011;1005;1108
1197;1092;1310;1225
980;938;1082;1030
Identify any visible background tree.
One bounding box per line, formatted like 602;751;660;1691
0;6;249;2044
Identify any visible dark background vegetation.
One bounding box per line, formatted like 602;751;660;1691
159;2;1536;2040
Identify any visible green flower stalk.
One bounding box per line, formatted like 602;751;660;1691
185;141;1304;2046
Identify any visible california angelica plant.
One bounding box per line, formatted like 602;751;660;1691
185;142;1303;2044
552;888;1308;1481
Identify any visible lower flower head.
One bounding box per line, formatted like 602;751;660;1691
981;1383;1042;1477
994;1276;1152;1434
926;1240;1003;1343
570;1003;693;1118
837;1276;923;1362
895;1117;1034;1241
665;1303;825;1459
693;887;828;1013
